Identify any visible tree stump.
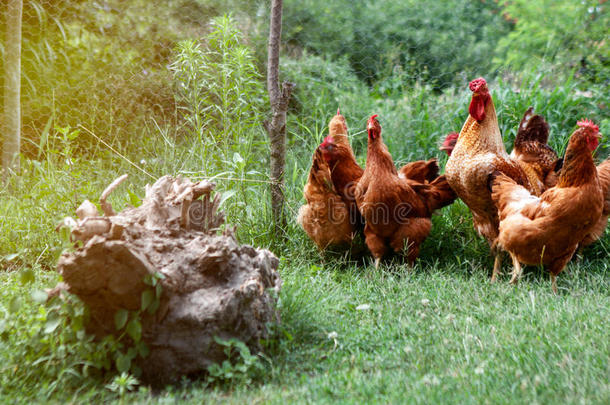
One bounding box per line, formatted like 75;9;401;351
52;175;281;385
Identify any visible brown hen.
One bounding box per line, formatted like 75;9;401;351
490;119;604;292
356;114;456;267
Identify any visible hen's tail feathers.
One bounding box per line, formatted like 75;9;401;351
413;175;457;213
398;159;439;183
597;159;610;215
515;107;550;147
490;171;537;219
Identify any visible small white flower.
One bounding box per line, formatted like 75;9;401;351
446;314;455;322
421;374;440;386
140;159;147;165
534;375;542;386
403;345;413;354
474;365;485;375
421;298;430;306
520;379;528;391
356;304;371;311
327;331;338;339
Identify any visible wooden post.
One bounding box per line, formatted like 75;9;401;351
2;0;23;175
265;0;294;229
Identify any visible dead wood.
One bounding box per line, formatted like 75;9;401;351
53;175;281;385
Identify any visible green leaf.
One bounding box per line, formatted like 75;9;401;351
141;290;154;311
127;190;142;207
20;268;35;285
147;299;160;315
31;290;48;304
44;311;61;334
126;319;142;342
155;283;163;299
8;296;21;314
116;353;131;373
138;342;150;358
233;152;244;165
114;309;129;330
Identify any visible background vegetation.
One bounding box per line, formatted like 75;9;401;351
0;0;608;402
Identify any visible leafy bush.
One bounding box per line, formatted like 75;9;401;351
281;0;512;89
494;0;609;84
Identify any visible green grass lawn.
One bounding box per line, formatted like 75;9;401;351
1;158;608;403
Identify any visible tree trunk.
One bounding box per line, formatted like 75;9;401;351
265;0;294;229
2;0;23;174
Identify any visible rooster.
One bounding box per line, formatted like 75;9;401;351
442;107;561;192
490;119;604;292
444;78;532;281
356;114;456;267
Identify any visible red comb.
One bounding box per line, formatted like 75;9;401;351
337;107;341;115
577;118;599;133
469;77;487;92
321;135;334;147
369;114;379;122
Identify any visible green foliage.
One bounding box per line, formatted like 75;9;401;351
206;337;263;386
170;15;267;173
105;372;139;399
109;271;164;377
495;0;609;84
0;276;114;400
168;14;273;235
281;0;512;89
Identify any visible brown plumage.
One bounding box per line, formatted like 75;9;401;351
320;136;364;230
328;108;353;156
444;77;532;281
490;120;604;292
398;159;440;183
510;107;560;193
356;115;456;267
297;110;358;250
297;148;354;250
579;158;610;247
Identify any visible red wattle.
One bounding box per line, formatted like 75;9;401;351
469;97;486;122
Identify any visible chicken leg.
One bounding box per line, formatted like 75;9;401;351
491;253;502;282
509;252;522;285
